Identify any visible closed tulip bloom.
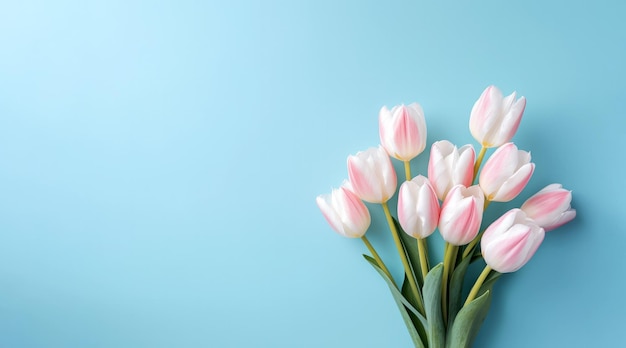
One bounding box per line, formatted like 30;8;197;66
428;140;475;200
379;103;427;161
479;143;535;202
521;184;576;231
438;185;484;245
469;85;526;148
481;209;545;273
397;175;440;239
347;146;397;203
316;185;371;238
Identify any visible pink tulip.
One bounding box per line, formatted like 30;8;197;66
379;103;427;161
479;143;534;202
521;184;576;231
347;146;397;203
427;140;475;200
397;175;440;239
469;85;526;148
316;185;371;238
438;185;484;245
481;209;545;273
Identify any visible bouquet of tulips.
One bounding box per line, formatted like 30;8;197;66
316;86;576;348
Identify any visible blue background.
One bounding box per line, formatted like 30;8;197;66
0;0;622;347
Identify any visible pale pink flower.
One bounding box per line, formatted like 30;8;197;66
428;140;475;200
438;185;484;245
479;143;534;202
397;175;440;239
316;185;371;238
521;184;576;231
379;103;427;161
469;85;526;148
347;146;397;203
481;209;545;273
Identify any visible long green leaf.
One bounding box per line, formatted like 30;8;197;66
477;271;502;297
402;275;429;343
448;253;471;327
445;290;492;348
423;263;445;348
363;255;426;348
396;217;424;287
470;246;482;264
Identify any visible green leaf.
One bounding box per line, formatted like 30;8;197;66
448;253;472;326
423;263;445;348
470;246;482;264
396;217;424;287
477;271;502;297
363;255;426;348
402;275;429;343
445;290;492;348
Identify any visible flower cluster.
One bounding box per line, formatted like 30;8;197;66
316;86;576;347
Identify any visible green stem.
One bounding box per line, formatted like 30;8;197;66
442;242;458;324
382;202;424;314
464;265;492;306
462;231;484;259
417;238;429;280
361;236;396;287
403;160;412;181
473;146;487;181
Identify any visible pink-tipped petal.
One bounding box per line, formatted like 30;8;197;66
379;103;427;161
469;86;525;147
491;162;535;202
496;96;525;145
398;175;439;238
521;183;576;231
347;147;397;203
544;209;576;231
481;209;545;273
438;185;483;245
316;194;344;233
480;143;534;202
316;187;371;238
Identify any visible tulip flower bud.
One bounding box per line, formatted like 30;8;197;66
469;85;526;148
397;175;440;239
316;185;371;238
481;209;545;273
479;143;534;202
347;146;398;203
521;184;576;231
438;185;484;245
379;103;427;161
427;140;475;200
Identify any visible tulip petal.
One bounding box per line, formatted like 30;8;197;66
496;97;525;146
469;86;525;147
544;209;576;231
316;194;344;234
491;163;534;202
347;147;397;203
521;189;572;225
481;209;544;273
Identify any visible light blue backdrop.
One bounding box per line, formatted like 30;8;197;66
0;0;622;347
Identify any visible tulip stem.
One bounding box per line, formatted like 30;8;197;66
361;236;396;286
473;146;487;180
462;230;484;259
417;238;429;279
382;202;424;314
403;160;412;181
442;242;458;324
464;265;492;306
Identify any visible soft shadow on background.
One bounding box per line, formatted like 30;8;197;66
0;0;624;347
